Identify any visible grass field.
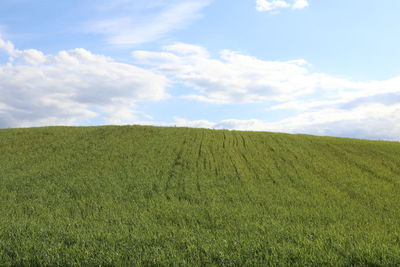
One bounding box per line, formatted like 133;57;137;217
0;125;400;266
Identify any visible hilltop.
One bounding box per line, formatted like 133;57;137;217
0;126;399;266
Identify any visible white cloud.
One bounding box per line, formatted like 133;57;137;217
170;102;400;141
269;103;400;140
292;0;309;9
164;42;209;57
86;0;210;46
0;39;15;55
0;39;169;128
3;38;400;141
133;43;359;104
133;42;400;140
256;0;309;12
172;117;216;129
133;43;400;107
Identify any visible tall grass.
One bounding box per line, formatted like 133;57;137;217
0;126;399;265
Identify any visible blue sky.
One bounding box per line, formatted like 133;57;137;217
1;0;400;140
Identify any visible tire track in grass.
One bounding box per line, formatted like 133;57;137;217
222;131;226;149
208;132;219;177
327;143;398;186
236;132;262;181
195;130;205;192
199;131;223;192
225;133;241;181
164;133;188;200
299;139;397;213
219;131;258;203
318;142;400;213
257;134;321;202
251;133;280;185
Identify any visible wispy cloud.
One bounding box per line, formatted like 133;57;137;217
256;0;309;12
86;0;210;46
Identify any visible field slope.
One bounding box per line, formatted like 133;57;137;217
0;126;400;266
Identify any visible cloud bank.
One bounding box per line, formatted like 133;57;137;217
134;43;400;141
0;39;168;128
133;43;374;105
134;43;319;103
1;39;399;141
172;102;400;141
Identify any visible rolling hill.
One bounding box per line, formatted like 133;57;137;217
0;125;399;266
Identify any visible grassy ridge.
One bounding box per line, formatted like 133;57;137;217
0;125;399;266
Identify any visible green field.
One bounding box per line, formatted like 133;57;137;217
0;126;399;266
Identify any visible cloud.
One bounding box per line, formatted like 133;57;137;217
0;39;15;55
172;117;216;129
256;0;309;12
133;43;400;106
86;0;210;46
133;43;359;104
3;38;400;141
133;43;400;140
171;102;400;141
292;0;309;9
175;87;400;140
0;39;169;128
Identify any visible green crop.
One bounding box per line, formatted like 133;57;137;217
0;125;399;266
